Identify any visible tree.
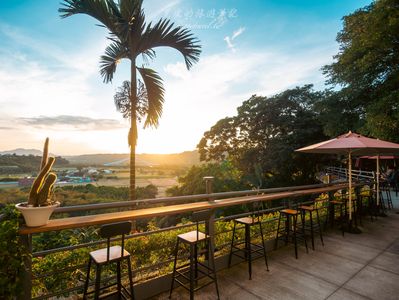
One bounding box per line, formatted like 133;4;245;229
59;0;201;200
166;161;248;196
198;85;328;187
322;0;399;141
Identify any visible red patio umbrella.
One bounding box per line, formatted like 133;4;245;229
296;131;399;225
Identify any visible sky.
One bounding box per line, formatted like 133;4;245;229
0;0;371;155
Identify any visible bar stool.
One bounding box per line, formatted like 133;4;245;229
367;189;379;221
326;195;346;237
381;183;393;210
83;221;134;300
275;208;308;259
299;200;324;250
377;189;388;213
355;188;365;226
169;210;219;300
228;201;269;279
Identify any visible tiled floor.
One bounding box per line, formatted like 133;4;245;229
157;193;399;300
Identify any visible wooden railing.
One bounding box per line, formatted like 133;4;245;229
326;166;375;182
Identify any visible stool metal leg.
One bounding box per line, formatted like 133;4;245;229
274;213;282;250
209;237;220;300
126;256;134;300
189;244;195;300
228;221;236;267
245;224;252;280
316;208;324;247
83;257;91;299
293;214;298;259
309;210;315;250
94;265;101;300
285;215;290;246
259;221;269;271
194;243;198;286
300;211;308;254
169;239;179;299
116;261;122;299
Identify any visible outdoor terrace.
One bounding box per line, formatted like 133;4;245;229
154;205;399;300
14;178;399;300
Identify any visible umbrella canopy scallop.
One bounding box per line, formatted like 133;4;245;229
296;131;399;155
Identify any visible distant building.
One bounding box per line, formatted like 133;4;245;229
18;177;35;187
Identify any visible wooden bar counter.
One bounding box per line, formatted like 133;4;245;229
19;183;357;235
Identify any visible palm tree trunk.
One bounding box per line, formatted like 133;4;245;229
130;59;137;201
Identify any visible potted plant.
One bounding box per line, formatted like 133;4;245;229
16;138;59;227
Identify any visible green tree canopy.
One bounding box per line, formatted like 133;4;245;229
322;0;399;140
198;85;328;187
166;161;248;196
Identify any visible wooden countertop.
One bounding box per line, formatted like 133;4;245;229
19;183;355;235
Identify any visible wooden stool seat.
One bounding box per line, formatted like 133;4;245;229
281;209;298;215
299;205;315;211
178;231;208;244
235;217;259;225
90;246;130;264
330;200;343;205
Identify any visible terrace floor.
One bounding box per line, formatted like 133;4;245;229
155;197;399;300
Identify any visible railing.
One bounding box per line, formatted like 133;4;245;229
326;166;375;182
17;181;364;300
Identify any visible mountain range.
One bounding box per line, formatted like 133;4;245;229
0;148;200;166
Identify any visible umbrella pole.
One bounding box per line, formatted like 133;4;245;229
376;155;380;207
346;151;361;233
348;151;352;221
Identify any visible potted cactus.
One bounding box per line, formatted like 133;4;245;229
16;138;59;227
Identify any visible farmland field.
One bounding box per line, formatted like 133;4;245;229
0;166;182;197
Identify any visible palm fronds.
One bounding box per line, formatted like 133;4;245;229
137;67;165;128
138;19;201;70
59;0;122;34
100;41;129;82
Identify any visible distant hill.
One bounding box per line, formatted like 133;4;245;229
0;148;200;167
0;154;69;174
65;150;200;166
0;148;56;156
0;148;43;156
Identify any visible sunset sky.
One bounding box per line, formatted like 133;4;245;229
0;0;370;155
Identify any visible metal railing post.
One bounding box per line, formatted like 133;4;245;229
19;234;32;300
203;176;215;260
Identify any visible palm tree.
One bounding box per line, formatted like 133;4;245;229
59;0;201;200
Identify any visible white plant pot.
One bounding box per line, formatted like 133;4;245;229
16;202;60;227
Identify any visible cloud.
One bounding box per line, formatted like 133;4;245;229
224;27;246;52
232;27;245;40
224;37;235;51
18;115;124;131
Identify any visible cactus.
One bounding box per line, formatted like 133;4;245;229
37;172;57;206
28;138;57;207
40;137;49;170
